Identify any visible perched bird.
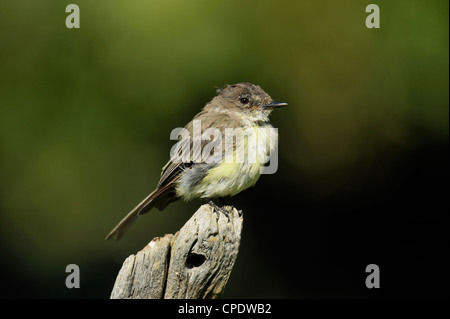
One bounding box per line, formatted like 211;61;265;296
106;83;287;240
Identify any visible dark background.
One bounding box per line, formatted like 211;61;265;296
0;1;448;298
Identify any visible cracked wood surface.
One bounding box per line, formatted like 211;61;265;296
110;204;243;299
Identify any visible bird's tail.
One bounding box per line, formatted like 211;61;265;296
105;189;159;240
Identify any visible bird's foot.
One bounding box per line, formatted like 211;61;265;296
208;199;231;222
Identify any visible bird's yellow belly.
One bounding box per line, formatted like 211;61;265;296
176;123;277;200
200;160;262;198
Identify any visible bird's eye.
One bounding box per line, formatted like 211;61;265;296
239;97;249;104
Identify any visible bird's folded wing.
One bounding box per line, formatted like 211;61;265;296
157;111;237;188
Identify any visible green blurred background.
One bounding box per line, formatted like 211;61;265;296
0;0;448;298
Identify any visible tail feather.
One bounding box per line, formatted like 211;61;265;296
106;170;181;240
105;190;158;240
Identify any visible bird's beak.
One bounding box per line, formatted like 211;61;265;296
262;101;288;109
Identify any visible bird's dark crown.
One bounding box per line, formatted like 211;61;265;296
215;82;272;109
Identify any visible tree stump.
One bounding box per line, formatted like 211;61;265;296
110;204;243;299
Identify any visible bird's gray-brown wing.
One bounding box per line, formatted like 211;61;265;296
156;110;242;193
105;110;237;240
156;110;230;189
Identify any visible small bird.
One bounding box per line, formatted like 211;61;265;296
106;83;287;240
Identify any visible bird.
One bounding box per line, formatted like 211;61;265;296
106;82;287;240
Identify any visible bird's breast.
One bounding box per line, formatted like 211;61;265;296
176;121;278;200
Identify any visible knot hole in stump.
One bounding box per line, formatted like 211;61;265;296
186;253;206;269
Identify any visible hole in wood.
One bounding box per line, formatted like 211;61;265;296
185;253;206;269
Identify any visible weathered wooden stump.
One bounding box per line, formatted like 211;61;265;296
110;204;243;299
